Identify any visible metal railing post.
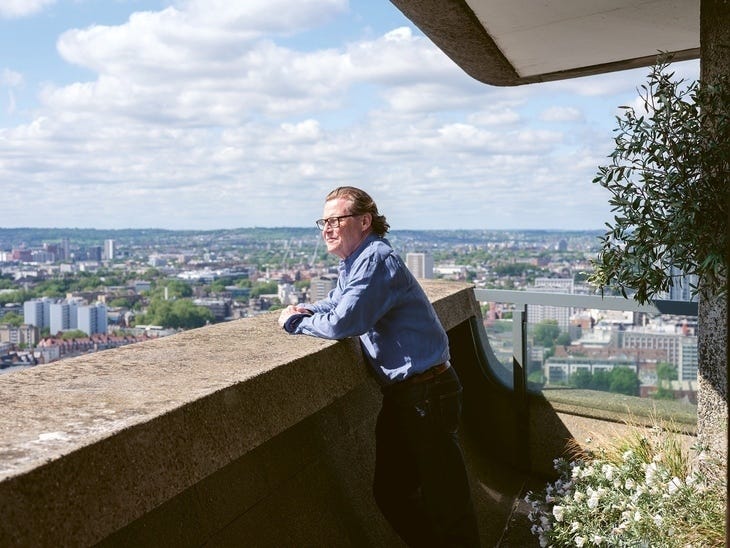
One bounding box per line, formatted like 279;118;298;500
512;305;529;469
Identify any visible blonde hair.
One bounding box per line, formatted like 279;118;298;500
326;186;390;237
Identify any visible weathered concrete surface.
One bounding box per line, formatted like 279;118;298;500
1;279;676;547
0;280;476;546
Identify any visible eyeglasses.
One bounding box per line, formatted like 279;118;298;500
315;214;357;230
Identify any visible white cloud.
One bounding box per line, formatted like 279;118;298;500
1;1;699;230
540;106;583;122
0;0;55;18
1;68;23;87
468;105;522;126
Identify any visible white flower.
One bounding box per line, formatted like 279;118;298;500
653;514;663;527
667;476;682;494
587;490;600;510
552;505;565;522
634;511;642;522
602;464;615;481
645;462;658;485
575;535;586;547
573;490;585;502
593;534;604;545
625;477;635;490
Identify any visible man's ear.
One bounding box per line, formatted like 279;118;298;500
361;213;372;230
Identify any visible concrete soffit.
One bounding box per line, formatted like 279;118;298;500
389;0;700;86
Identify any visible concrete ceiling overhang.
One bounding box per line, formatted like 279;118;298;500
389;0;700;86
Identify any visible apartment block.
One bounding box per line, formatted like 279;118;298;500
309;275;337;302
77;303;108;335
0;324;39;346
406;252;434;279
527;277;575;331
23;298;55;330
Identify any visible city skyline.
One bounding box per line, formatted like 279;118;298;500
1;0;699;231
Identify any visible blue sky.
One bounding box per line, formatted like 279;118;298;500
0;0;699;231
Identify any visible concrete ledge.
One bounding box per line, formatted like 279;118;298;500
0;280;476;546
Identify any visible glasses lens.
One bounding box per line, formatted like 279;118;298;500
317;217;337;229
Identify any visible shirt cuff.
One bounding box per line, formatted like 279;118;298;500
283;313;307;333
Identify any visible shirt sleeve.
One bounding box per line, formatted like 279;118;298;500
293;252;399;340
303;284;340;314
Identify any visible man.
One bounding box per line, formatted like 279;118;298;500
278;187;479;547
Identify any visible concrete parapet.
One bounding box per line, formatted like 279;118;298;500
0;280;690;547
0;281;476;546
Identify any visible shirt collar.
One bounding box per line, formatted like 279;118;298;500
340;232;379;271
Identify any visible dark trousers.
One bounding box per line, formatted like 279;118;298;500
373;367;480;547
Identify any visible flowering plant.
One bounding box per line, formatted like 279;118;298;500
525;428;725;547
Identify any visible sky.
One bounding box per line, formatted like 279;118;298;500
0;0;699;231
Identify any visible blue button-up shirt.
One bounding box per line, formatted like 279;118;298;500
287;233;449;385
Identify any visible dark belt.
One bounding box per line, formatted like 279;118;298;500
400;362;450;385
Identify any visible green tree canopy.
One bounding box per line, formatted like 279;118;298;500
0;290;31;306
251;281;278;298
0;311;24;327
609;367;640;396
108;297;134;308
533;320;561;348
150;279;193;300
135;297;212;329
60;329;88;340
590;59;729;302
570;369;593;389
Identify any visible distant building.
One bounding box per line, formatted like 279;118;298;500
0;324;39;346
277;283;298;306
23;298;56;330
11;249;32;262
148;255;166;267
193;298;229;322
86;246;102;261
545;354;637;386
527;277;575;331
77;303;108;335
103;239;116;261
50;300;80;334
310;275;337;302
680;340;698;381
662;266;698;301
406;252;434;279
617;329;697;382
133;281;152;294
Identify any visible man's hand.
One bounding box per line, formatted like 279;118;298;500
278;305;312;328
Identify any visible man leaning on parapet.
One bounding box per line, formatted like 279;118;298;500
278;186;480;547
